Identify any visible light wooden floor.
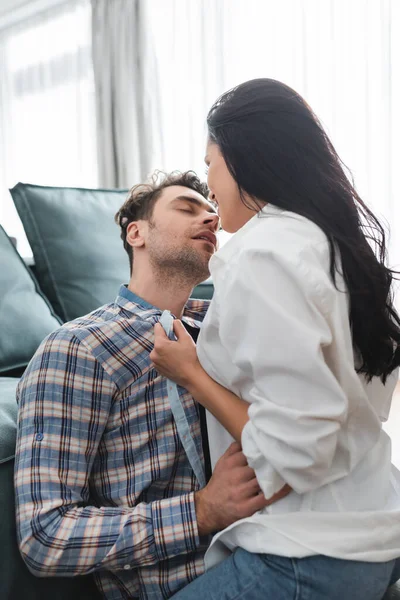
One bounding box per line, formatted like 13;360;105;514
383;382;400;468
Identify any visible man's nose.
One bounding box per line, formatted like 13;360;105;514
203;211;220;232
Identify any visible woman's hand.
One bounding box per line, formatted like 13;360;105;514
151;320;250;445
150;320;204;388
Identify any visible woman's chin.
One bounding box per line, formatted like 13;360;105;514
219;218;239;234
222;224;241;234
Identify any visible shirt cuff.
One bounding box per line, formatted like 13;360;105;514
241;419;286;499
152;492;200;562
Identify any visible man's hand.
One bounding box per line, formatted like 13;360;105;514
194;442;291;536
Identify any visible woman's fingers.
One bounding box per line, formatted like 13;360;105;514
154;322;167;339
223;441;242;456
173;319;189;340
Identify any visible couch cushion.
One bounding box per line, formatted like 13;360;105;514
0;226;61;375
10;183;130;322
192;280;214;300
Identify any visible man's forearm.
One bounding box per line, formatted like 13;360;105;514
17;493;200;577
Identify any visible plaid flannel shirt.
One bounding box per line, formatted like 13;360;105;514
14;285;210;599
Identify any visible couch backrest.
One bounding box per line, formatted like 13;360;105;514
0;225;61;377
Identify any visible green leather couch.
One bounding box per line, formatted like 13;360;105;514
0;183;398;599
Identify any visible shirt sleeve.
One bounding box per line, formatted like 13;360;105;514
14;329;199;577
218;247;349;497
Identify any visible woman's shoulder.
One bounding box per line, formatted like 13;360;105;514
241;207;331;268
223;211;340;317
212;206;335;302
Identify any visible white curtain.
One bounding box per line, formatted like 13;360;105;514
141;0;226;176
0;0;97;256
142;0;400;265
1;0;398;269
91;0;163;188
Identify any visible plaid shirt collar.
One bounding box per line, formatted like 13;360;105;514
116;284;209;327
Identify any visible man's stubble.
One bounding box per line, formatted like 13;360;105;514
147;224;211;288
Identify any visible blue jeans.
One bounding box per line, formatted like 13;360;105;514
171;549;400;600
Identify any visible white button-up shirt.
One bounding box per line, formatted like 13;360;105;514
197;204;400;568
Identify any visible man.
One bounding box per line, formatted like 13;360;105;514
14;171;268;600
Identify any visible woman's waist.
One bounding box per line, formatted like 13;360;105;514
206;462;400;567
205;504;400;569
265;443;400;515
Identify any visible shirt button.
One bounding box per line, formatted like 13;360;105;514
35;433;44;441
123;564;131;570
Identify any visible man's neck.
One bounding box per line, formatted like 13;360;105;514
127;271;195;318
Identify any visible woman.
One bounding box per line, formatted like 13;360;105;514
150;79;400;599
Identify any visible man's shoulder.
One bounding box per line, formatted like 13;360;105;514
72;298;155;347
65;300;153;337
32;301;157;388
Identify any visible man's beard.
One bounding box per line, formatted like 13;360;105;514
147;229;210;287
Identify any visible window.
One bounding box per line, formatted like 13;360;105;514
0;0;97;256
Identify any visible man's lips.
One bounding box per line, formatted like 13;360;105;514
192;231;217;247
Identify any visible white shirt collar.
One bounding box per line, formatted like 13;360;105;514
211;203;283;270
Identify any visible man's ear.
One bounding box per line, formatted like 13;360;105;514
126;221;146;248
